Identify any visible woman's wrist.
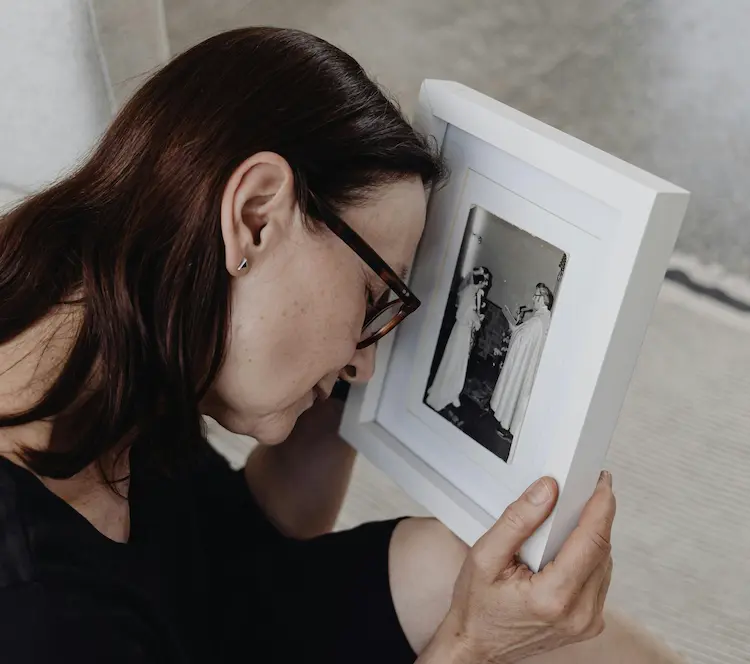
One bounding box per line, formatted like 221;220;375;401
417;615;474;664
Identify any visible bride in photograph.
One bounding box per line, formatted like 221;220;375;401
491;282;553;438
426;267;492;412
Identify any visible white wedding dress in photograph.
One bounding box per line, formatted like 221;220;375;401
426;281;482;412
490;307;551;436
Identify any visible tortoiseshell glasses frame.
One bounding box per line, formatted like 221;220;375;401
316;205;421;349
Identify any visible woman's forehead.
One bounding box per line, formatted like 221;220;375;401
348;179;426;262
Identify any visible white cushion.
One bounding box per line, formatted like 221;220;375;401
0;1;113;191
0;185;26;214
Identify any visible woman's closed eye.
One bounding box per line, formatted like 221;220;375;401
365;287;391;318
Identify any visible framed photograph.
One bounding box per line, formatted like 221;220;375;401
340;80;689;571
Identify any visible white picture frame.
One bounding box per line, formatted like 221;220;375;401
340;80;689;571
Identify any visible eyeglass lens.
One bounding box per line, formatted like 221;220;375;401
360;297;402;343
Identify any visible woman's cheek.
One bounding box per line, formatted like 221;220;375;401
316;313;360;369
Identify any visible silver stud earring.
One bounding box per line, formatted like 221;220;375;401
237;257;248;271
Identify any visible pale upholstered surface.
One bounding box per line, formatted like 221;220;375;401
0;1;168;195
0;0;112;191
0;186;25;212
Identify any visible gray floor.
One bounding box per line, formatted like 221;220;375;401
166;0;750;279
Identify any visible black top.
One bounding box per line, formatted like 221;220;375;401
0;442;415;663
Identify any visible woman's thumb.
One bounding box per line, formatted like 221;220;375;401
470;477;558;576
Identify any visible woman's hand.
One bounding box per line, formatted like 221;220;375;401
421;473;615;663
244;397;356;539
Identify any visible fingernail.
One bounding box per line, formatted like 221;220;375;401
526;478;552;505
598;470;612;487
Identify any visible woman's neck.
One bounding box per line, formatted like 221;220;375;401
0;307;131;543
0;425;132;542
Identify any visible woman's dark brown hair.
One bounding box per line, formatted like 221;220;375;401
0;27;445;479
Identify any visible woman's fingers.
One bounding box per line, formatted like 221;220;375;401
537;472;615;597
471;477;558;579
526;474;614;644
575;554;613;639
596;556;614;616
443;473;617;662
572;554;611;633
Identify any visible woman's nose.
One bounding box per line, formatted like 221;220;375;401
340;344;376;384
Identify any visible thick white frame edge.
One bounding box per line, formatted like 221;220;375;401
537;190;688;566
341;80;689;570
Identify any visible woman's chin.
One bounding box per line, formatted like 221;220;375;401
204;393;316;447
251;416;297;446
252;398;312;446
253;429;292;446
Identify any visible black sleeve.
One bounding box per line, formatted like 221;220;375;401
252;518;418;664
186;443;417;664
0;583;163;663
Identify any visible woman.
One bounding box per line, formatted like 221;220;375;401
491;283;554;439
0;27;677;664
426;267;491;411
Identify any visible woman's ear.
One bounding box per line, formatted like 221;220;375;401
220;152;297;275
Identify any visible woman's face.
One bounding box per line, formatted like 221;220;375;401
201;153;427;445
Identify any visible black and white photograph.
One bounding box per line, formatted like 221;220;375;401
424;206;567;462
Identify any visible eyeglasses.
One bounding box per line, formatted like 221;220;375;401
313;200;421;349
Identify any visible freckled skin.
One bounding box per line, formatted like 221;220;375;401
200;154;426;445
